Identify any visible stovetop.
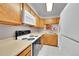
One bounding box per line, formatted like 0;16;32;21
22;37;35;40
29;35;38;37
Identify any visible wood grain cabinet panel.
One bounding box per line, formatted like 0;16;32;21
34;16;40;27
17;45;32;56
39;19;44;28
52;18;60;24
26;51;31;56
45;17;60;24
47;34;58;46
24;4;31;13
30;10;36;17
35;17;44;28
40;35;48;46
40;34;58;46
0;3;22;25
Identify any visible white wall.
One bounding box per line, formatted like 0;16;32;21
59;3;79;55
0;24;43;39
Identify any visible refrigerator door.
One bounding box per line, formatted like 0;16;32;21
60;3;79;41
61;36;79;56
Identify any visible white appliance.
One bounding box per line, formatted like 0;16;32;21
59;4;79;55
23;10;36;25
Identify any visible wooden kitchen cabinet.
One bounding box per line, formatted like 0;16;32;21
39;19;44;28
24;3;44;28
24;3;31;13
30;10;42;27
17;45;32;56
34;15;41;28
45;17;60;24
35;16;44;28
40;34;58;46
30;10;36;17
52;18;60;24
0;3;22;25
24;3;37;18
26;51;31;56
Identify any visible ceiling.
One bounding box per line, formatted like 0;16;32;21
28;3;67;18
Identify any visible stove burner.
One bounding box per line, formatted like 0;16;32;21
22;38;28;40
27;38;35;40
29;35;38;37
22;37;35;40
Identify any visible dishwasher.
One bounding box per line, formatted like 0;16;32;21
32;37;42;56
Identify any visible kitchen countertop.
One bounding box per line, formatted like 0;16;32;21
0;32;44;56
0;38;31;56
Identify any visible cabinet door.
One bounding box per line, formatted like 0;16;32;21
30;10;36;17
26;51;31;56
39;19;44;28
40;35;48;46
24;3;31;13
0;3;22;25
17;45;32;56
35;15;40;27
45;17;60;24
35;17;44;28
52;18;60;24
40;34;58;46
47;34;58;46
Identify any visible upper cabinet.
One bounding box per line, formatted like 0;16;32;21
0;3;22;25
38;18;44;28
0;3;44;27
34;15;44;28
40;19;45;28
23;3;44;28
0;3;59;27
45;17;60;24
24;4;31;13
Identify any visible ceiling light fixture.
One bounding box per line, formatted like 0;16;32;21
46;3;53;12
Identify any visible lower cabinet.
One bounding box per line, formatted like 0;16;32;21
40;34;58;46
26;51;31;56
17;45;32;56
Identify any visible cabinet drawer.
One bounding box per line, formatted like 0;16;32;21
18;45;31;56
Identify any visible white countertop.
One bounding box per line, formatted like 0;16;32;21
0;32;44;56
0;38;31;56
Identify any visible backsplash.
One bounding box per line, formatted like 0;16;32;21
0;24;44;39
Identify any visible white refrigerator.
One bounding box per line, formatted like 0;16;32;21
59;3;79;55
